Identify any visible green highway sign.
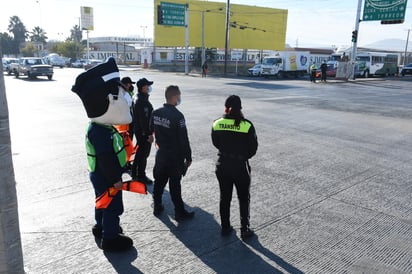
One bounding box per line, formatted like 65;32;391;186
363;0;408;21
157;2;186;27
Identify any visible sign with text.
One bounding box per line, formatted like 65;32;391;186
80;6;94;31
363;0;408;21
157;2;186;26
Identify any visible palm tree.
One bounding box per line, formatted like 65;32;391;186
0;54;25;272
69;25;82;43
7;16;27;54
29;26;48;44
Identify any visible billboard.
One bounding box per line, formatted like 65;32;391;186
154;0;287;50
81;6;94;31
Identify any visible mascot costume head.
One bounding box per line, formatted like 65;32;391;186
71;57;133;252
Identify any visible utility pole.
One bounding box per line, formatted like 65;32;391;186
185;3;189;75
351;0;362;80
404;28;410;66
224;0;230;75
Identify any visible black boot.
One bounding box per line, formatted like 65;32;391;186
175;209;195;222
92;225;123;239
240;227;254;240
101;234;133;252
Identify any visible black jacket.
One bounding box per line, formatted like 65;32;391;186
211;114;258;161
132;93;153;138
150;104;192;163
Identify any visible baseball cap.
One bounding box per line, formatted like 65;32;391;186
225;95;242;110
136;78;154;88
121;76;135;85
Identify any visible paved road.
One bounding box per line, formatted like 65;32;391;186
4;68;412;273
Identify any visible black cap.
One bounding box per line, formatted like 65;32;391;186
121;76;135;85
136;78;153;88
71;57;121;118
225;95;242;110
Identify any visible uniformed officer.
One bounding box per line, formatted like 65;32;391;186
150;85;194;221
211;95;258;240
131;78;154;184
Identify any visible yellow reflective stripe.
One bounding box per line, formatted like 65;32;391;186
212;118;251;133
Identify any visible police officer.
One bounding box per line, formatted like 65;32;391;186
131;78;154;184
211;95;258;240
150;85;194;221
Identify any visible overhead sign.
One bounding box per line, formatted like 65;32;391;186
157;2;186;26
80;6;94;31
363;0;408;21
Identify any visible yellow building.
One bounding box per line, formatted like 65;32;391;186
154;0;287;50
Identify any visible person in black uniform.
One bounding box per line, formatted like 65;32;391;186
131;78;154;184
211;95;258;240
320;60;328;82
150;85;194;221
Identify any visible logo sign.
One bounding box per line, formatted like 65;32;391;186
158;2;186;26
363;0;408;21
81;6;94;30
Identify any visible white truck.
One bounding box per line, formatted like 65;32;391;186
260;51;310;78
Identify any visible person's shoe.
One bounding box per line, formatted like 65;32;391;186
240;227;254;240
221;225;234;236
153;204;164;217
175;210;195;222
101;234;133;252
92;225;123;239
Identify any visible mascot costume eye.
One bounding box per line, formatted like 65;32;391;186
71;57;145;252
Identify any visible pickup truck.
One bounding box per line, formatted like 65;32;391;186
11;57;54;80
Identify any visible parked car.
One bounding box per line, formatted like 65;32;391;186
71;59;86;68
84;59;103;70
14;57;53;80
400;63;412;76
247;64;262;76
2;58;19;75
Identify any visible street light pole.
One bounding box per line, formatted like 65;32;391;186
404;28;410;66
224;0;230;75
201;11;205;67
140;26;147;47
351;0;362;80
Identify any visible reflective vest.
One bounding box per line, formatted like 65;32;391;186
212;118;251;133
85;123;127;172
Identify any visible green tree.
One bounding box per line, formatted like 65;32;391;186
69;25;82;43
20;42;38;57
57;41;85;59
29;26;48;44
7;16;27;54
0;49;25;273
0;33;14;56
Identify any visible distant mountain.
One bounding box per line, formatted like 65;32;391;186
362;39;409;52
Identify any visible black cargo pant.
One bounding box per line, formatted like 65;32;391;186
132;135;151;179
215;158;251;229
153;157;185;214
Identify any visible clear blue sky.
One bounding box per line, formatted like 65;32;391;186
2;0;412;48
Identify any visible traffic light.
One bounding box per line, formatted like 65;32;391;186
351;30;358;43
157;5;164;25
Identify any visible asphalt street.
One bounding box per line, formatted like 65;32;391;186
4;67;412;273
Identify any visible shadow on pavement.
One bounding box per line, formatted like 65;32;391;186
103;247;142;274
154;199;301;273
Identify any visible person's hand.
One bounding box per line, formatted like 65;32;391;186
113;181;122;189
147;135;154;144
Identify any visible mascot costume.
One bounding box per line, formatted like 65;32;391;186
72;58;145;252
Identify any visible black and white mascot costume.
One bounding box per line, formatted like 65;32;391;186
72;58;133;252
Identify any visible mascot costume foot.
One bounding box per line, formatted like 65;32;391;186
72;58;134;252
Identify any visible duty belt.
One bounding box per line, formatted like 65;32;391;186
219;151;247;161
